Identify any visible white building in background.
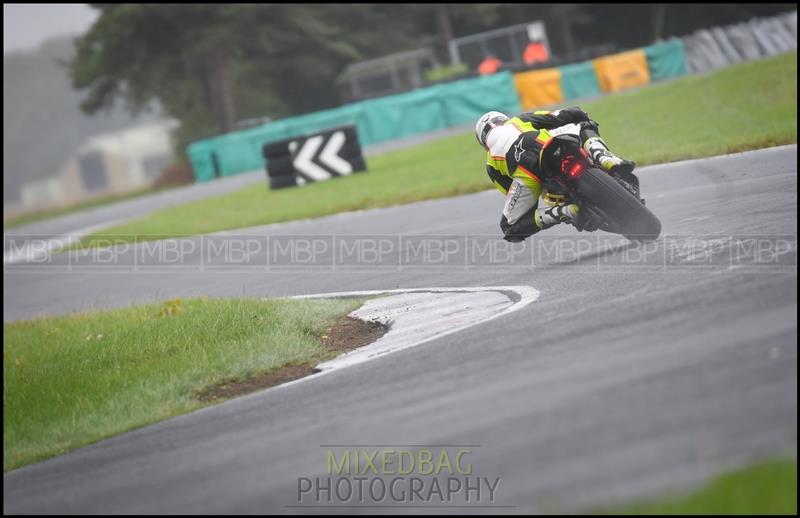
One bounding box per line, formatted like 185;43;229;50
7;119;179;216
20;177;63;208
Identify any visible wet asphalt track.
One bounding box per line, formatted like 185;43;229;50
3;145;797;513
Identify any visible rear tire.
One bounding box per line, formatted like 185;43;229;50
577;168;661;241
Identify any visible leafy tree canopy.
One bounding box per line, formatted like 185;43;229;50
68;3;793;153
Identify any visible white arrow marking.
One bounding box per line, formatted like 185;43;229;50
292;135;330;181
318;131;353;175
285;141;305;185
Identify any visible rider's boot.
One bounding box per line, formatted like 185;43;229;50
584;136;644;203
583;136;636;176
535;203;582;230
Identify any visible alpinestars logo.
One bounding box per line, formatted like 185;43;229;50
513;139;526;163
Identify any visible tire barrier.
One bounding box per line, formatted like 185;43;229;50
263;125;366;189
683;11;797;74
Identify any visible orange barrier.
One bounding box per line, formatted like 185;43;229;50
592;49;651;92
513;68;563;110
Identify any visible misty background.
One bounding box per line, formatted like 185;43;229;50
3;3;794;207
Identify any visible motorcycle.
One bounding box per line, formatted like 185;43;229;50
539;133;662;242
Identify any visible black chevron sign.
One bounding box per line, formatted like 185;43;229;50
264;125;366;189
290;131;354;182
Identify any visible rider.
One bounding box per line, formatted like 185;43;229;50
475;107;638;242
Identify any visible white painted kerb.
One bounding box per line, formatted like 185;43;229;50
287;286;539;375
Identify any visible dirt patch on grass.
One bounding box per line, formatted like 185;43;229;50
319;314;388;353
196;315;388;402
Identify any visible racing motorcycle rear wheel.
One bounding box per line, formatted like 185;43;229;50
576;168;662;242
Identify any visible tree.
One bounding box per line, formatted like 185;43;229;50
71;5;245;144
70;5;358;146
70;4;442;148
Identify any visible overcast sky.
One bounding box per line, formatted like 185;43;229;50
3;3;98;54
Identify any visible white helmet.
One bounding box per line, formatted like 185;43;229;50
475;111;509;149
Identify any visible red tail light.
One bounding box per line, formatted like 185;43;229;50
561;155;586;178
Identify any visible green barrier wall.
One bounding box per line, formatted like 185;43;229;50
188;71;520;181
188;37;690;181
644;39;688;81
558;61;601;100
439;72;521;126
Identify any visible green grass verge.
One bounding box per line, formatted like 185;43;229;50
3;297;363;472
4;186;162;231
77;51;796;247
597;459;797;515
